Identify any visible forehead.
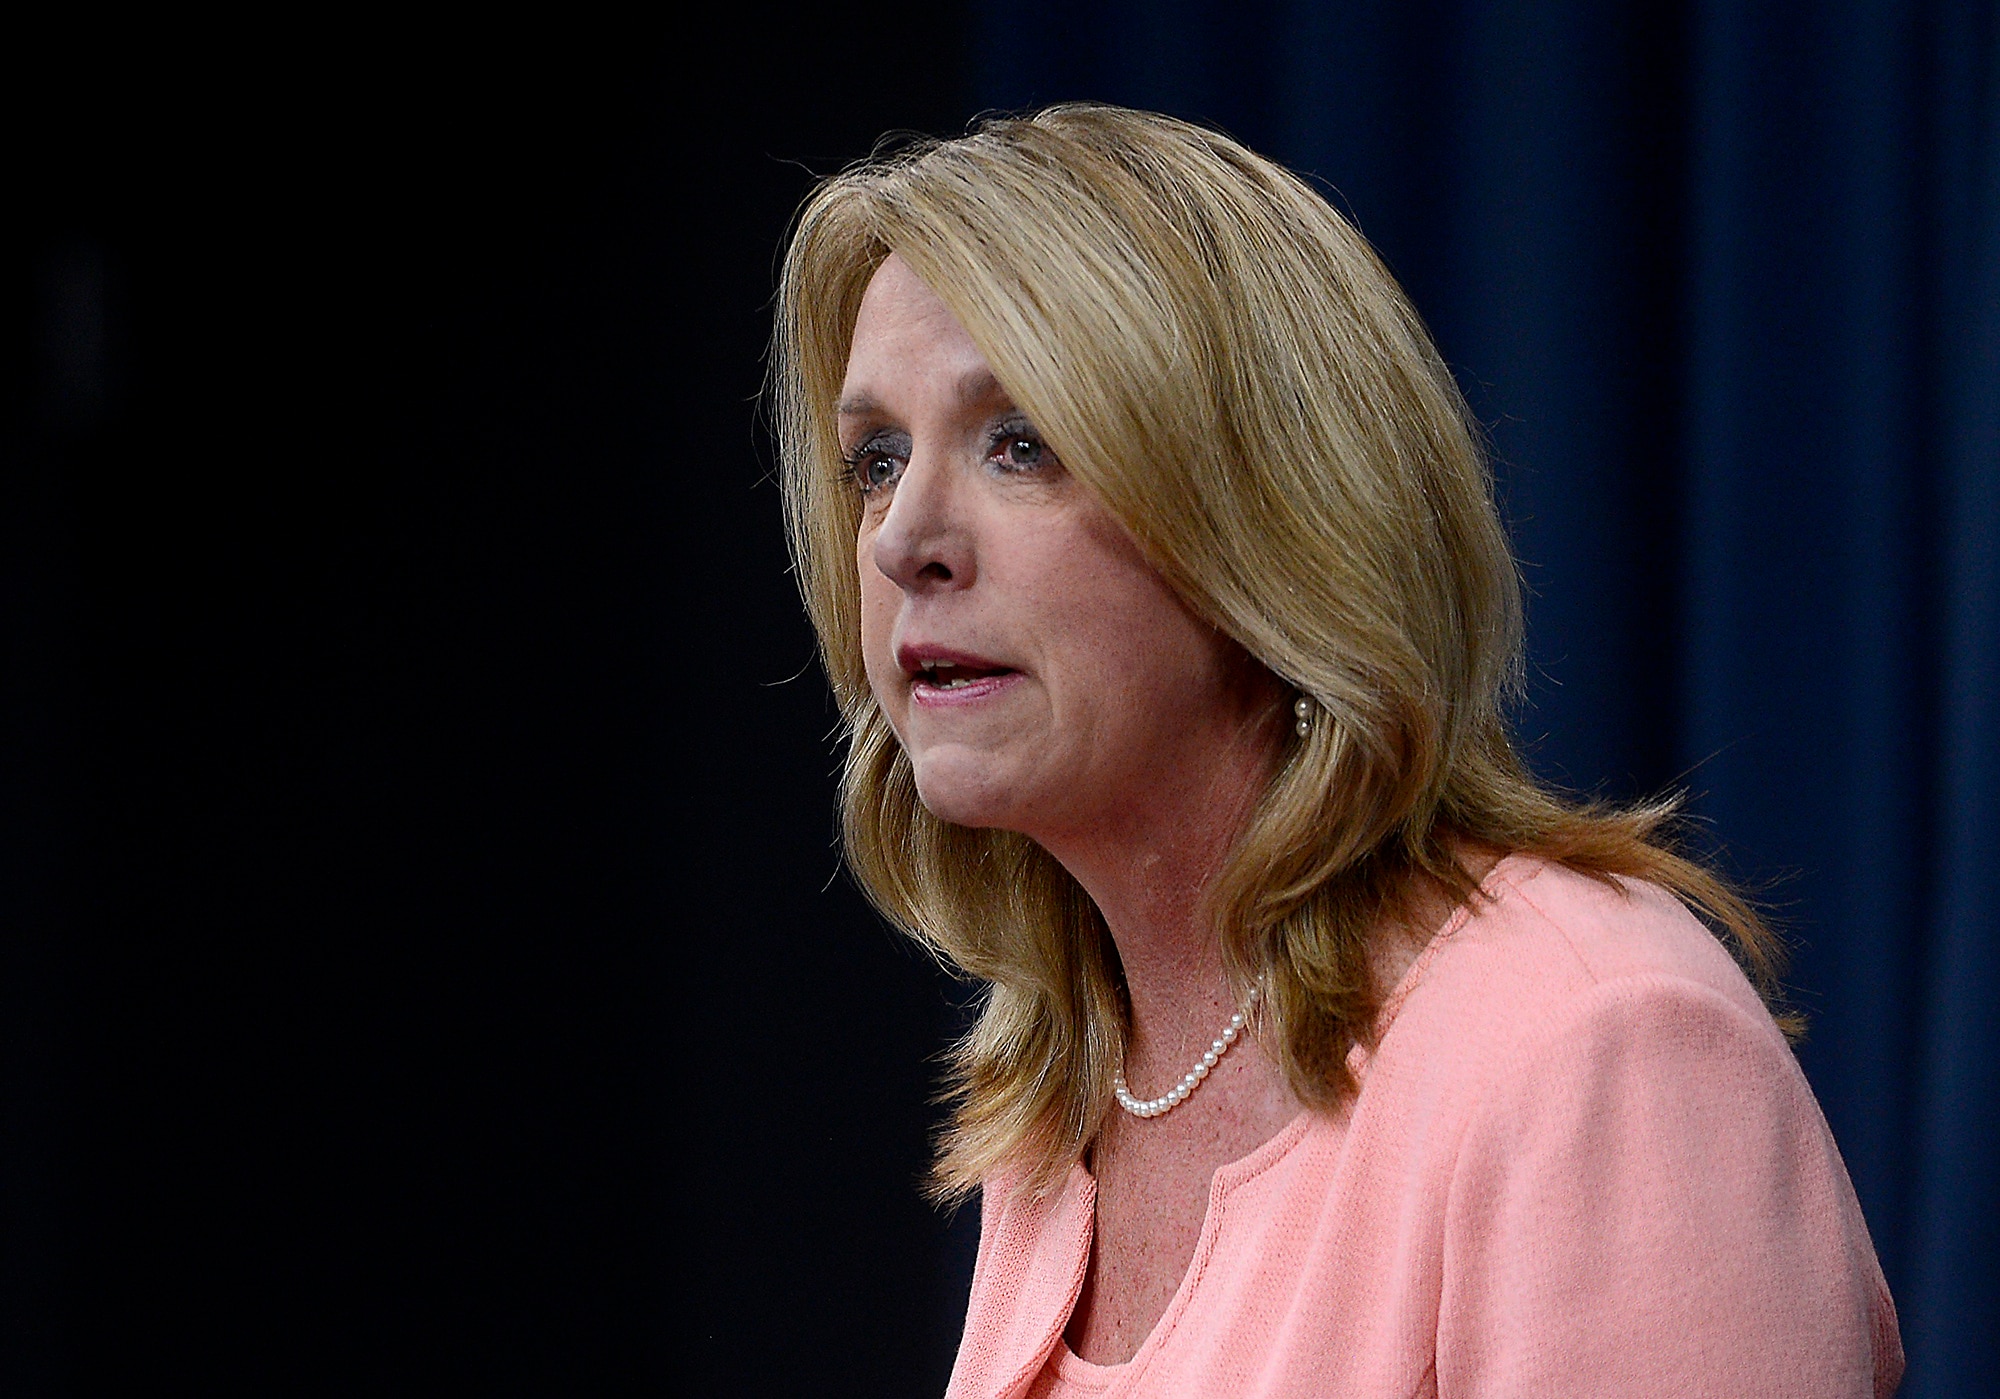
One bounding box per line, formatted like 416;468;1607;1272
838;255;1007;418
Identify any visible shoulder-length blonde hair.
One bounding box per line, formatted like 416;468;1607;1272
771;104;1783;1200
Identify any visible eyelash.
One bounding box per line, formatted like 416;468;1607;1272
840;424;1057;498
839;442;902;497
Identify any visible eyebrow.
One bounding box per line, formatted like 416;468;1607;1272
836;367;1009;419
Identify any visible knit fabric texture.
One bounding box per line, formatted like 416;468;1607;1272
946;856;1903;1399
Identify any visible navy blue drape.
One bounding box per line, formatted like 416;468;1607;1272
971;3;1998;1391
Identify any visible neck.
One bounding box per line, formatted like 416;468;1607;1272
1032;700;1283;1080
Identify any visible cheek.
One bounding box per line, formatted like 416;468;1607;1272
1033;517;1214;700
1048;515;1184;651
856;539;901;705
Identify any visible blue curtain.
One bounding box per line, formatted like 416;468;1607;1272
970;2;1998;1391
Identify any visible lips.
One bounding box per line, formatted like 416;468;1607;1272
898;645;1020;701
916;660;1012;689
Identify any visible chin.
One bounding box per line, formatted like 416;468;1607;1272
910;751;1023;831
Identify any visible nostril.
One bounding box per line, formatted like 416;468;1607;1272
919;561;953;582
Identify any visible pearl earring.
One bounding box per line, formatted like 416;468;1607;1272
1294;695;1313;737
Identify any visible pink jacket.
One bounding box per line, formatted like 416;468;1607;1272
947;856;1903;1398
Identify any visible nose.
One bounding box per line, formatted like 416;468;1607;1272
870;451;974;594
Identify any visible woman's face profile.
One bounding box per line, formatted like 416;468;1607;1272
839;254;1279;847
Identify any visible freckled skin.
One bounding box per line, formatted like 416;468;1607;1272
842;255;1321;1365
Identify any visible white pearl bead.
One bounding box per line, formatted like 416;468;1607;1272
1113;990;1262;1120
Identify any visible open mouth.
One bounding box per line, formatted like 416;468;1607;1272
913;659;1016;690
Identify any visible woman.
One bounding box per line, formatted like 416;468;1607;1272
773;106;1901;1397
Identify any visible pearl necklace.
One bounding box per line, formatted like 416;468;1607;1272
1112;987;1261;1119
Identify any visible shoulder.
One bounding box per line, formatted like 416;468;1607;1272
1381;853;1780;1069
1356;853;1800;1146
1468;852;1762;1007
1375;859;1901;1395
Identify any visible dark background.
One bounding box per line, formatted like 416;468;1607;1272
4;4;1994;1397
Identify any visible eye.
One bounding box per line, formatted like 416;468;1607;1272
991;427;1058;474
855;451;900;491
841;436;908;496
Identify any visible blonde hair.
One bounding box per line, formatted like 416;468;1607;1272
771;104;1785;1200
